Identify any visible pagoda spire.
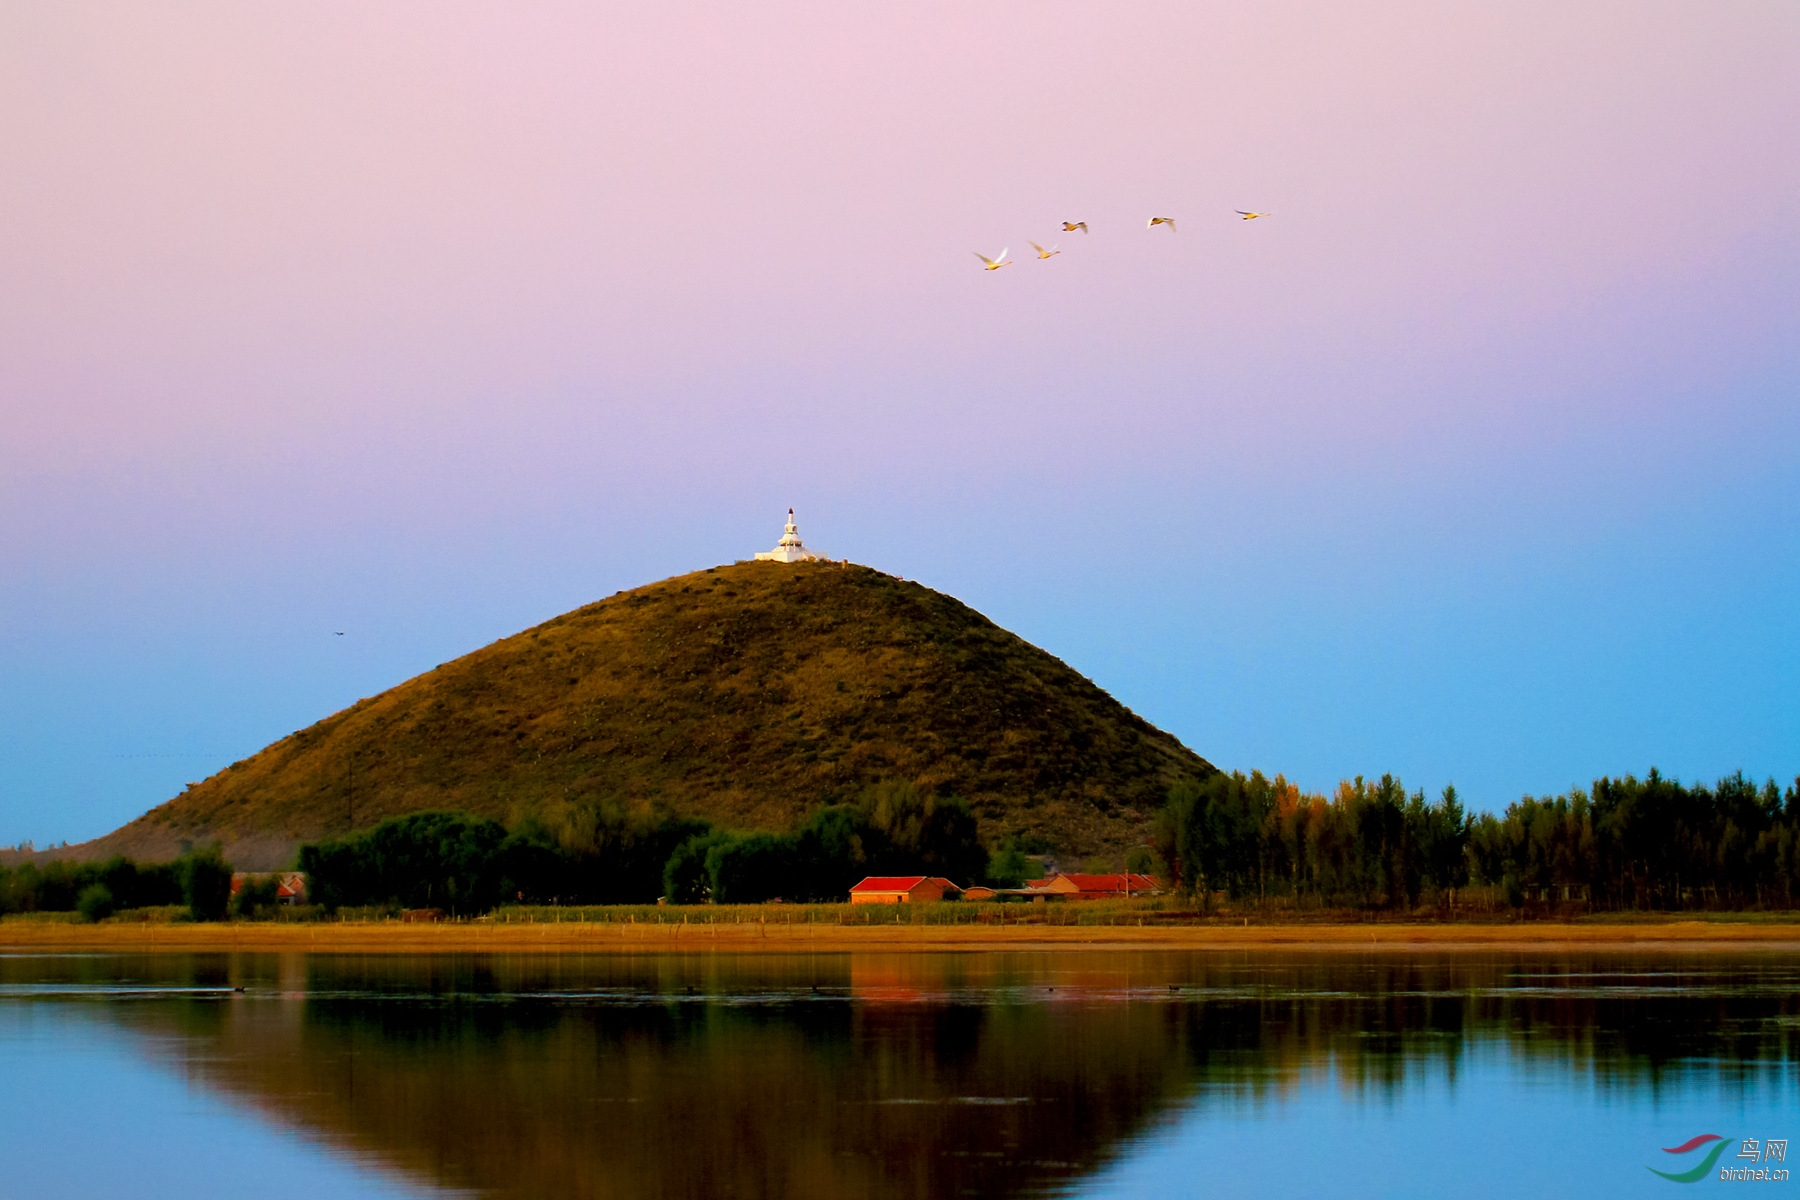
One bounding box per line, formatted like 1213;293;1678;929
755;508;824;563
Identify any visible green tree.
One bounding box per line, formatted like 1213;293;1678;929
297;812;508;912
663;830;736;903
705;834;798;904
856;781;987;884
1154;772;1274;898
542;800;711;903
177;846;233;921
230;875;281;919
794;805;874;900
985;844;1033;888
76;883;115;923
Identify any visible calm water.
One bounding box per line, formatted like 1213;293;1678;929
0;949;1796;1199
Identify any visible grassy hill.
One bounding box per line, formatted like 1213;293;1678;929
79;561;1214;868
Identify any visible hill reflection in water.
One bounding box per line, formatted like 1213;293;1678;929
7;951;1798;1200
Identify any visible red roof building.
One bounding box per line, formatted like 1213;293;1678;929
229;871;309;905
848;876;961;904
1024;873;1158;900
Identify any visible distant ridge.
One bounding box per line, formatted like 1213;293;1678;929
66;562;1215;868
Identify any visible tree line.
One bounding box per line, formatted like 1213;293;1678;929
1157;768;1800;910
0;847;234;921
298;780;992;913
8;767;1796;920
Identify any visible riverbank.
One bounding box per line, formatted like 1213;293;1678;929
4;918;1798;954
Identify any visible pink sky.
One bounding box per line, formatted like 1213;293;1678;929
1;2;1796;842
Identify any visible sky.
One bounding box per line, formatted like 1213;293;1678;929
1;1;1796;846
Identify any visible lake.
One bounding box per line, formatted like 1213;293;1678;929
0;948;1795;1198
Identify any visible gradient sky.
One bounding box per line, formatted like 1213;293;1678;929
2;1;1796;846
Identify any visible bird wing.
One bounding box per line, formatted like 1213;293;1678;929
997;247;1007;262
1029;241;1044;253
973;251;993;265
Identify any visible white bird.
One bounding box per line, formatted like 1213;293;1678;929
1028;241;1060;260
1148;216;1176;232
973;248;1012;270
1061;221;1088;234
1236;210;1270;220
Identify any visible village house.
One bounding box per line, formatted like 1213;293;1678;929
1024;873;1158;900
848;876;962;904
229;871;309;905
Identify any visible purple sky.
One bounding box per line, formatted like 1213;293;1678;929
2;2;1796;846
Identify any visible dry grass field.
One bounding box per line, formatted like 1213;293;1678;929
5;916;1796;954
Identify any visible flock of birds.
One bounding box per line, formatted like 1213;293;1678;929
974;211;1270;270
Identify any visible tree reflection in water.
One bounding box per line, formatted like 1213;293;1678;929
7;951;1797;1200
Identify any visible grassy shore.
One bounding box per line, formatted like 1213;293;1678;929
3;912;1798;954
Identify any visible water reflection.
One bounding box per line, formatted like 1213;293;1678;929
2;951;1796;1199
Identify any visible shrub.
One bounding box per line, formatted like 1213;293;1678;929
76;883;115;923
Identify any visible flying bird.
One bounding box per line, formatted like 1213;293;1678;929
1148;216;1176;232
1236;211;1270;220
334;632;345;636
1061;221;1088;234
973;248;1012;270
1028;241;1060;259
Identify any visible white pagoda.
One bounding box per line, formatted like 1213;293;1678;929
755;509;826;563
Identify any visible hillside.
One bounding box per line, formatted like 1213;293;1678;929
77;562;1214;868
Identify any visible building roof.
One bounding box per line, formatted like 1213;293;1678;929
849;875;964;894
231;870;309;893
849;876;933;893
1033;873;1158;893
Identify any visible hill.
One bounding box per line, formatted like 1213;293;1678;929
72;562;1214;868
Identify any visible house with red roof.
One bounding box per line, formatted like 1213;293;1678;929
229;871;309;905
848;876;962;905
1024;873;1158;900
